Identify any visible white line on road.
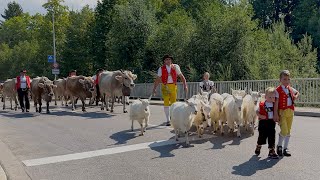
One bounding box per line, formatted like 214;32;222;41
22;135;214;167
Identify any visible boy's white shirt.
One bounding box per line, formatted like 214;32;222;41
275;85;298;106
257;101;274;119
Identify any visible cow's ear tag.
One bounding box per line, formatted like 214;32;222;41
38;83;45;88
115;75;123;81
79;79;85;84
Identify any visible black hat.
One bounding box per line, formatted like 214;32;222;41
21;70;27;73
162;54;173;61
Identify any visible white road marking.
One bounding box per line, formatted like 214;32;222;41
22;134;214;167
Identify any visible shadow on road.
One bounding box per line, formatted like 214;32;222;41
108;125;169;146
149;142;182;159
232;155;280;176
0;111;38;118
46;110;115;119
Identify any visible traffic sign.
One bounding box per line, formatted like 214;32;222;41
53;63;59;68
52;68;60;75
48;55;54;63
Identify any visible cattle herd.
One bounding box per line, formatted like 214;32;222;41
0;70;264;146
0;70;137;113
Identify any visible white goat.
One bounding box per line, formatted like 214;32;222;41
170;99;198;146
130;96;151;136
221;94;245;137
209;93;224;134
192;101;212;138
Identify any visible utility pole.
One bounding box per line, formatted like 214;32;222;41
52;9;57;80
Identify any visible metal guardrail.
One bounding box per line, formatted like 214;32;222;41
131;78;320;105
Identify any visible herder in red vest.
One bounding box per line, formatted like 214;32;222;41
92;68;104;106
274;70;299;157
16;70;31;112
255;87;279;159
152;54;188;126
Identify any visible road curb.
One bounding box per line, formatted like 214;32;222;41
148;101;320;117
0;164;7;180
0;139;31;180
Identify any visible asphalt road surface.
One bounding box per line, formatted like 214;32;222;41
0;101;319;180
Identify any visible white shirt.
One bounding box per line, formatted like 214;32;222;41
199;80;214;92
20;76;27;89
275;85;298;106
92;75;97;81
157;64;182;84
257;102;274;119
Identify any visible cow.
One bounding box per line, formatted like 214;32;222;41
1;78;18;110
53;78;68;106
31;77;56;113
99;70;137;113
65;76;95;112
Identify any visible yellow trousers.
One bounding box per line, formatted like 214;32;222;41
161;84;177;106
279;109;294;136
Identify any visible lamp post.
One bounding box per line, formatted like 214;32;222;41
50;0;57;80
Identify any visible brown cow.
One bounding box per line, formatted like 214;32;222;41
53;78;68;106
1;78;18;110
66;76;95;112
31;77;56;113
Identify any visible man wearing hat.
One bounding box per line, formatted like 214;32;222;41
69;70;77;77
152;54;188;126
92;68;104;105
16;70;31;112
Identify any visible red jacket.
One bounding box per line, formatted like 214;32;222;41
16;76;31;90
161;65;177;85
276;85;295;110
95;74;99;85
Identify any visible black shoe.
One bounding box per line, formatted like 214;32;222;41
268;149;279;159
255;145;261;155
26;109;29;112
166;122;171;126
277;146;283;156
22;108;25;112
283;148;291;157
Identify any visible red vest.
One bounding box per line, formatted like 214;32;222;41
276;85;295;110
95;74;99;85
259;101;268;120
16;76;31;89
161;65;177;85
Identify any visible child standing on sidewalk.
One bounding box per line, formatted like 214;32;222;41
274;70;299;157
255;87;279;159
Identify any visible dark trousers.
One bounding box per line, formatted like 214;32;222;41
257;119;276;149
96;85;100;103
17;88;30;110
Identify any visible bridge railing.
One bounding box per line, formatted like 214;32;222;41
131;78;320;105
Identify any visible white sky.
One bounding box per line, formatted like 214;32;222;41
0;0;98;18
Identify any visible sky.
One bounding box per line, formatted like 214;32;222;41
0;0;98;18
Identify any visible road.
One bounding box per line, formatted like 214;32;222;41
0;102;319;180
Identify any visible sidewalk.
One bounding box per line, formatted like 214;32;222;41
148;100;320;117
0;165;6;180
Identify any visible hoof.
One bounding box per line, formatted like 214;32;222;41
110;110;114;113
139;133;144;136
82;109;86;112
14;107;17;111
106;108;110;111
175;138;179;141
72;108;75;111
10;108;14;110
124;110;128;113
101;107;104;110
65;104;68;107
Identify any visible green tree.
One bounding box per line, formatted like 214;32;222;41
90;0;117;69
1;1;23;21
61;6;94;76
106;0;156;82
